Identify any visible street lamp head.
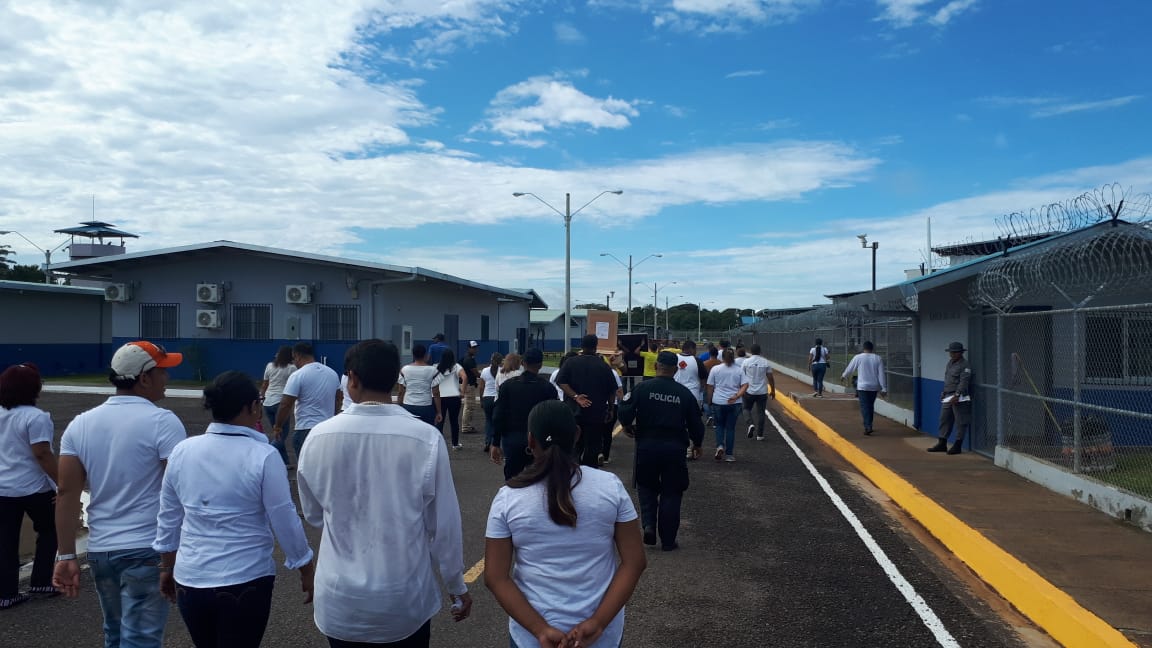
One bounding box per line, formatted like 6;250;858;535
599;253;608;256
654;253;663;258
0;230;11;235
512;192;526;197
857;233;868;248
609;190;623;195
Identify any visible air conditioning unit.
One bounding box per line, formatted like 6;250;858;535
104;283;131;302
196;309;221;329
196;283;222;303
285;284;311;304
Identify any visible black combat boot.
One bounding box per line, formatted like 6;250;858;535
927;438;948;452
947;441;963;455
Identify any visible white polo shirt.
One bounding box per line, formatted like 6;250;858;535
154;422;313;588
741;355;773;396
297;403;467;643
283;361;341;430
0;405;56;497
60;396;186;551
707;363;749;405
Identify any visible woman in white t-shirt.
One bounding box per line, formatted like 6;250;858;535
0;363;60;608
432;349;468;450
706;349;750;462
260;345;296;466
485;401;646;648
398;344;441;427
479;353;503;454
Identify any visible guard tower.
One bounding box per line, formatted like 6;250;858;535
54;221;139;261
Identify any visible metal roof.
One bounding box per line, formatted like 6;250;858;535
530;308;590;324
47;240;535;302
0;280;104;297
53;221;140;239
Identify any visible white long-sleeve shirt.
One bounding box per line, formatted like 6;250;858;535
297;403;467;643
153;422;313;587
842;353;888;392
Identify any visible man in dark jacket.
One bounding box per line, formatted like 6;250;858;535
555;334;620;468
929;341;973;455
491;348;557;480
618;351;705;551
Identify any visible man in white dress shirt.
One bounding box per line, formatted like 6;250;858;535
297;339;471;647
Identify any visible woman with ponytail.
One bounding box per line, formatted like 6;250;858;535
485;401;646;648
478;352;503;454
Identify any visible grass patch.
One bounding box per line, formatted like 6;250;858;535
44;374;211;389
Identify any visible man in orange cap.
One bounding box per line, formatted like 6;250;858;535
54;341;187;647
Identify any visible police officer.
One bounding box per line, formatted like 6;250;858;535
618;351;705;551
929;341;972;455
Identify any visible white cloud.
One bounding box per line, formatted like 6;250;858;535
477;75;641;143
554;21;586;44
1031;95;1142;118
725;69;766;79
876;0;977;27
652;0;819;32
977;94;1142;118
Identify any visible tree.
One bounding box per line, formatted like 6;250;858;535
2;264;46;282
0;244;13;271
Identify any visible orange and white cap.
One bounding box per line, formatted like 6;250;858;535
111;341;183;378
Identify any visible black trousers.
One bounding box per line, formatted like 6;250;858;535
328;619;431;647
439;396;462;445
634;441;690;549
0;490;56;597
176;575;275;648
577;417;610;467
501;440;531;481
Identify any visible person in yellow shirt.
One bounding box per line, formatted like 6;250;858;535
639;338;659;380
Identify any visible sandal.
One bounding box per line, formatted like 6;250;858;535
0;593;30;610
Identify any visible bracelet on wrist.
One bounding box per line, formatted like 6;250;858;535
55;553;77;561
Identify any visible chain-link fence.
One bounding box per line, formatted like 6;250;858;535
975;304;1152;500
744;308;915;409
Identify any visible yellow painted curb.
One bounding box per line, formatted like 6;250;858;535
775;393;1137;648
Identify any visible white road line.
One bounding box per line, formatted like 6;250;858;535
765;409;961;648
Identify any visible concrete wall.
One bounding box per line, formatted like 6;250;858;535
0;286;111;376
86;251;533;379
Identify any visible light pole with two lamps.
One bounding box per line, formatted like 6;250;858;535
0;231;69;283
600;253;661;333
635;280;676;337
513;190;623;355
857;234;879;293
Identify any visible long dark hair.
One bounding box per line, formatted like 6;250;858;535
488;352;503;378
436;349;457;375
507;401;582;527
273;345;293;368
203;371;260;422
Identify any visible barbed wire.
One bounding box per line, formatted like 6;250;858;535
994;183;1151;239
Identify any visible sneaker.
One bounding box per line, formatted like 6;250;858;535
864;428;873;436
756;436;765;441
706;416;714;427
452;444;463;450
597;453;606;466
601;456;611;466
642;527;657;546
661;542;680;552
810;392;820;397
724;455;736;463
714;446;724;460
747;424;755;439
686;448;696;460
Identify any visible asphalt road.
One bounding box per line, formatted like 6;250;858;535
2;391;1042;647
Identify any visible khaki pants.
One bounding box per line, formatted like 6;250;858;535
461;384;480;432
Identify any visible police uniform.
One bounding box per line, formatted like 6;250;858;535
933;342;973;454
618;367;704;551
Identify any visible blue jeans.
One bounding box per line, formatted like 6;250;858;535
264;403;293;465
292;429;311;462
403;404;437;427
713;403;741;456
811;362;828;394
858;390;879;431
88;547;168;648
177;575;274;648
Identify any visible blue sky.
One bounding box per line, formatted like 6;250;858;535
1;0;1149;311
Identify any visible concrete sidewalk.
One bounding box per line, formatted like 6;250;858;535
769;371;1152;648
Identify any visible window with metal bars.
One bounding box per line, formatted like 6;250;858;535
231;304;272;340
317;305;360;341
139;303;179;339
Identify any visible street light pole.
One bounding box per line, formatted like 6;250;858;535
635;280;676;337
857;234;879;293
514;190;622;355
600;252;660;333
696;300;715;341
